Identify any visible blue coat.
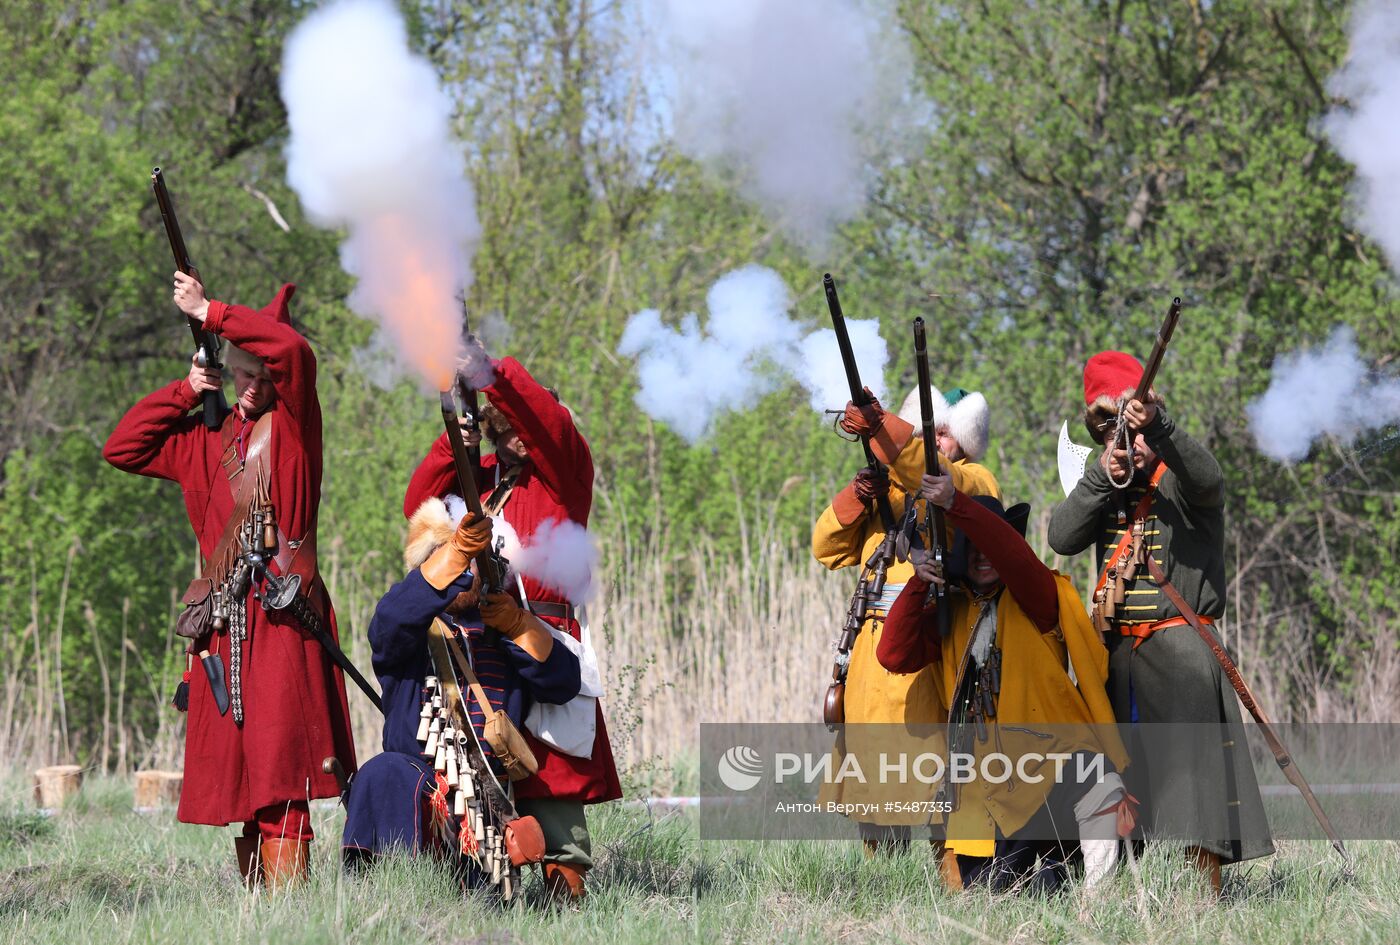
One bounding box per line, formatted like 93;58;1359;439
342;568;580;863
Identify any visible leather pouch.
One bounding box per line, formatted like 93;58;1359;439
503;815;546;866
175;578;215;640
484;709;538;781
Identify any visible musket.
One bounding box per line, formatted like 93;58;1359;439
823;274;897;534
1104;296;1182;521
439;390;507;595
823;532;895;728
458;308;482;468
821;273;899;726
912;318;952;638
151;167;228;428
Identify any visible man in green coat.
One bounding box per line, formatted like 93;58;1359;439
1047;351;1272;892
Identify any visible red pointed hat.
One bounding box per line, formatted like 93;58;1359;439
1083;351;1143;406
258;283;297;324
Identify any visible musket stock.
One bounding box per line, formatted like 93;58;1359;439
152;168;228;428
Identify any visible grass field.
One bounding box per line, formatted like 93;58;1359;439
1;773;1392;945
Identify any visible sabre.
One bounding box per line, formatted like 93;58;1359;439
1147;556;1350;869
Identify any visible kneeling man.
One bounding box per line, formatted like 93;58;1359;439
342;500;581;893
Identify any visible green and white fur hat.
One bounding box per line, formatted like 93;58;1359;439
897;385;990;462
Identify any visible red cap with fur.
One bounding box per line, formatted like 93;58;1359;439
1083;351;1143;406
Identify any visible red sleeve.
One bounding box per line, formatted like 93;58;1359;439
102;378;204;482
947;492;1057;633
875;577;942;673
205;291;316;431
483;357;592;513
403;431;492;518
404;432;456;518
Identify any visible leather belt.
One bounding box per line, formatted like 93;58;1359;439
530;600;574;623
1117;614;1214;650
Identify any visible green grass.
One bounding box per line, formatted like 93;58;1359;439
1;775;1394;944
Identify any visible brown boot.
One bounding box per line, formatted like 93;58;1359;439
938;847;964;892
1187;846;1222;896
261;839;310;891
543;862;587;903
235;836;262;889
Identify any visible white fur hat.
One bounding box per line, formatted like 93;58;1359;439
897;384;990;462
404;497;456;571
223;343;264;377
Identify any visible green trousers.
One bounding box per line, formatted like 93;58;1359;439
515;797;593;868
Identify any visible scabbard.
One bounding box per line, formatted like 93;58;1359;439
200;648;231;715
1145;555;1350;867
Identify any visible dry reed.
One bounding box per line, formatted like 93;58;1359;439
2;526;1396;781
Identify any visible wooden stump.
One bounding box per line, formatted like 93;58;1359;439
33;765;83;809
133;770;184;812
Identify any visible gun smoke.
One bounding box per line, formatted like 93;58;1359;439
449;507;596;605
618;266;887;443
1247;327;1400;463
641;0;910;248
1323;0;1400;274
281;0;479;389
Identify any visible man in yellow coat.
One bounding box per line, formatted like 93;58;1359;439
877;472;1134;892
812;385;999;854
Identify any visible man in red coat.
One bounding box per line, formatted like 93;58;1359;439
403;342;621;900
104;271;357;889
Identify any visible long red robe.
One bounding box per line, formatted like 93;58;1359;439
403;356;621;804
103;289;357;826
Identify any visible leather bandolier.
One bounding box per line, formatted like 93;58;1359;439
1090;463;1167;637
196;412;328;723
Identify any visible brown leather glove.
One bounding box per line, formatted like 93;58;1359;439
831;466;888;526
420;514;494;590
480;592;554;661
838;388;885;438
851;465;888;503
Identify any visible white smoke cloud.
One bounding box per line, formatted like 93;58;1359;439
485;514;597;605
281;0;478;387
1247;327;1400;463
1323;0;1400;272
511;519;599;605
641;0;911;247
795;322;887;414
617;266;887;442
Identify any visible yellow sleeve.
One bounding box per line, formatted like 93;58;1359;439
950;459;1001;501
888;438;1002;502
887;435;928;496
812;503;868;570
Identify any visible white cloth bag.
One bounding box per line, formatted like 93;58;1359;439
525;602;603;759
